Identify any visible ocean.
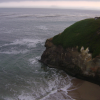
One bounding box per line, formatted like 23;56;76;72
0;8;100;100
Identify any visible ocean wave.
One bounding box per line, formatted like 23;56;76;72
29;58;37;65
9;38;44;48
17;71;74;100
15;14;34;18
0;13;17;18
0;38;45;48
2;67;74;100
16;14;91;18
0;14;13;17
35;14;63;18
0;13;86;19
0;13;93;19
29;56;41;65
0;38;45;54
0;13;35;19
4;95;35;100
0;13;65;19
37;70;73;100
0;49;29;54
36;25;48;30
39;83;72;100
11;14;63;18
18;95;35;100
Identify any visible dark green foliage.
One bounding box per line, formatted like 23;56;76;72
52;18;100;58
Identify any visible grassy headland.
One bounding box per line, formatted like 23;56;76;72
52;18;100;58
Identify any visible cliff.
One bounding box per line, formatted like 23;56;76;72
40;18;100;85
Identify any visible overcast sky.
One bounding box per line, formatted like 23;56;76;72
0;0;100;10
0;0;100;1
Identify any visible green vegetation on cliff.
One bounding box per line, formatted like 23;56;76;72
52;18;100;58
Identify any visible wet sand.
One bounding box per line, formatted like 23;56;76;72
68;79;100;100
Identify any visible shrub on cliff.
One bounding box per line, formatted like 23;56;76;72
52;18;100;58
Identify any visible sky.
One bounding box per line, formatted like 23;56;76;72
0;0;100;10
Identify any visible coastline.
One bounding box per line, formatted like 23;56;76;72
68;78;100;100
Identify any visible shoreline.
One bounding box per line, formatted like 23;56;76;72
68;78;100;100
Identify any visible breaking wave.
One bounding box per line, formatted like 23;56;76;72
36;25;48;30
0;38;45;54
0;49;29;54
17;70;74;100
29;56;41;65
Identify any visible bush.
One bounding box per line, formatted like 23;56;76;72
52;18;100;58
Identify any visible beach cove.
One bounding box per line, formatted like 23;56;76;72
0;8;100;100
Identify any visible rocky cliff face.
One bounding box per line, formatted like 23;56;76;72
40;37;100;85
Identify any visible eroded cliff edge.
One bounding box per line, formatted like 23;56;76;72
40;18;100;85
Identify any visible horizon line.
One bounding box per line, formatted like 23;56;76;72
0;1;100;10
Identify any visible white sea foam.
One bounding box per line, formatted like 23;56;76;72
18;94;35;100
29;56;41;65
3;97;13;100
36;56;41;60
36;25;48;30
0;38;44;48
0;49;29;54
39;82;72;100
29;58;37;65
38;72;73;100
16;76;73;100
3;69;74;100
9;38;44;47
0;38;45;54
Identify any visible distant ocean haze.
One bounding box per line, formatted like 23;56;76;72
0;1;100;10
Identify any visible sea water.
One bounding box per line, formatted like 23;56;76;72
0;8;100;100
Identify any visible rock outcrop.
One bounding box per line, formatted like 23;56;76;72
95;17;100;20
40;38;100;85
40;18;100;85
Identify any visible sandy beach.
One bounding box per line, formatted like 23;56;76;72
68;79;100;100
